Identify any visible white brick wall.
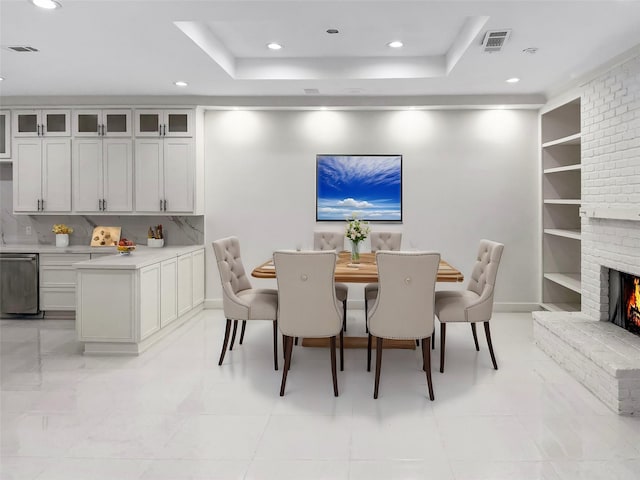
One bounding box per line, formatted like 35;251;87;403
581;53;640;320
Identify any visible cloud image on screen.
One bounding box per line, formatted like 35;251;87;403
316;154;402;222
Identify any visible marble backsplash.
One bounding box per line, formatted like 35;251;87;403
0;164;203;246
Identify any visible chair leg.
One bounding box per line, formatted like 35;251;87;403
218;319;232;366
471;323;479;351
239;320;247;345
273;321;278;371
279;336;293;396
484;321;498;370
373;337;383;399
294;337;299;346
229;320;238;350
339;330;344;372
423;337;434;401
342;300;347;332
367;333;372;372
432;329;435;350
330;336;339;397
440;323;446;373
415;339;420;347
364;298;369;334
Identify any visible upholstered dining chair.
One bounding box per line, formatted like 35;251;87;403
212;236;279;370
273;250;344;396
313;231;349;332
367;251;440;400
364;232;402;331
434;239;504;373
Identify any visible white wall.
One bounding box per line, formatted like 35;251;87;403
204;108;539;307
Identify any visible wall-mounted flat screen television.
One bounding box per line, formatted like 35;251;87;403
316;154;402;222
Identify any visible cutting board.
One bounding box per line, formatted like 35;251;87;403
90;226;121;246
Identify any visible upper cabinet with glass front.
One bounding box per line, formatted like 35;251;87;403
73;109;132;137
13;109;71;137
134;109;193;137
0;110;10;159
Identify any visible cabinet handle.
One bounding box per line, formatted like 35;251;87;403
37;124;41;136
37;199;40;211
159;125;162;137
163;124;167;136
40;124;45;136
164;199;167;211
41;199;44;211
160;199;163;211
101;124;105;136
98;199;102;210
103;199;106;210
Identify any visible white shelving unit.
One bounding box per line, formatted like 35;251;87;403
541;97;582;312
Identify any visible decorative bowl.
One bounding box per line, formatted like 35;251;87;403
117;245;136;255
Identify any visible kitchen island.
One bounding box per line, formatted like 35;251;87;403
75;245;205;355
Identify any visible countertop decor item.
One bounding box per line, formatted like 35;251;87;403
90;226;121;246
147;225;164;247
52;224;73;248
345;215;370;264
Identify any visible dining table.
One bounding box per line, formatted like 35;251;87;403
251;250;464;349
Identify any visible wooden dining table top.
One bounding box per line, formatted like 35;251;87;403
251;251;464;283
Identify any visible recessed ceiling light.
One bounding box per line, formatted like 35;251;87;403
506;77;520;83
388;41;403;48
0;77;4;81
174;81;188;87
267;43;283;50
30;0;61;10
522;47;538;54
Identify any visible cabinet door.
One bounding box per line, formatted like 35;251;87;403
134;139;163;212
160;257;178;327
135;109;163;137
0;110;11;159
192;249;205;306
42;110;70;137
13;110;40;137
103;109;131;137
74;109;101;137
103;139;133;212
177;254;193;316
140;263;161;340
13;139;42;211
42;138;71;212
163;138;194;213
164;109;193;137
73;138;103;212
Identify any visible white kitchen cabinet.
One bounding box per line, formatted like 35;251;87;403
134;138;193;213
76;246;205;355
73;138;133;212
160;257;178;327
134;109;193;137
0;110;11;160
177;253;193;316
13;138;71;212
13;109;70;137
40;253;90;311
192;248;205;306
73;109;132;137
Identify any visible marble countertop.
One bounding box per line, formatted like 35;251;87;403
0;245;118;254
74;245;204;270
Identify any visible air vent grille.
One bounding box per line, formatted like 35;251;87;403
481;30;511;53
304;88;320;95
7;46;39;52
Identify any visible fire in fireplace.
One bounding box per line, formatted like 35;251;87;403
609;269;640;336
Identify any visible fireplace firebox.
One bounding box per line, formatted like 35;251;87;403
609;269;640;336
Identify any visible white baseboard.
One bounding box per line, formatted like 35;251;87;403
204;299;222;309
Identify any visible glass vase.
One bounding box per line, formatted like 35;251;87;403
350;240;361;264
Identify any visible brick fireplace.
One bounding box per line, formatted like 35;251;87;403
534;50;640;415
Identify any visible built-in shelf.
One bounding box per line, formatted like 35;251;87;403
544;273;581;293
542;133;581;148
544;164;582;174
544;228;582;240
544;199;581;205
540;302;581;313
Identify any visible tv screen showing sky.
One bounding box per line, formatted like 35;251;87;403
316;154;402;222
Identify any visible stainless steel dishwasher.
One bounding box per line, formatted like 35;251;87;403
0;253;39;315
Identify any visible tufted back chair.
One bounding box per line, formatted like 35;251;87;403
370;232;402;252
313;231;344;251
212;236;253;317
465;239;504;320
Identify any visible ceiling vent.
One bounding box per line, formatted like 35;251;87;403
7;46;39;52
481;30;511;53
304;88;320;95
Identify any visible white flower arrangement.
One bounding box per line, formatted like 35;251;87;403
345;215;370;244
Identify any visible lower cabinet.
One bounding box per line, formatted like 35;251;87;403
76;247;204;354
40;253;90;311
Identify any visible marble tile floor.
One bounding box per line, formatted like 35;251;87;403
1;310;640;480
